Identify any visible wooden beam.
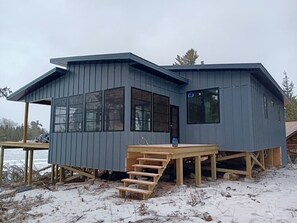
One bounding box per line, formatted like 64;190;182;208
24;150;29;183
260;150;265;169
195;156;201;185
51;165;55;184
28;149;34;186
211;154;217;180
60;166;65;183
176;158;183;185
216;168;247;176
251;153;265;171
246;152;252;179
216;152;246;161
22;102;29;143
0;147;4;186
63;166;95;179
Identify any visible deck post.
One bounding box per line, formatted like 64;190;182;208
0;146;4;185
176;158;183;185
260;150;265;169
23;102;29;183
246;152;252;179
60;166;65;183
211;154;217;180
28;149;34;186
51;164;55;183
195;156;201;185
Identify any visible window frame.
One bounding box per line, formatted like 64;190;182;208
153;93;170;132
263;94;268;119
103;87;125;132
131;87;152;132
187;88;220;124
68;94;84;132
85;91;103;132
53;97;67;133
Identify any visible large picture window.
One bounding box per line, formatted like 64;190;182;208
153;93;169;132
68;95;83;132
187;88;220;124
85;91;102;131
131;88;152;131
104;87;124;131
53;98;67;132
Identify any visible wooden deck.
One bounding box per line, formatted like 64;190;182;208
118;144;219;199
0;141;49;186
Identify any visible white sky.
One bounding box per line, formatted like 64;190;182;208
0;0;296;131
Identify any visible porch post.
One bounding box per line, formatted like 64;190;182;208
23;102;29;183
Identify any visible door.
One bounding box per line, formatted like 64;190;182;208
170;105;180;142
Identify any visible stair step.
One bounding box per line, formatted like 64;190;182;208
137;157;169;162
122;178;157;186
133;164;163;169
141;151;173;155
116;186;151;195
127;171;159;177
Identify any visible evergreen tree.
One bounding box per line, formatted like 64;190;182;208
174;48;199;65
282;71;297;121
0;87;12;98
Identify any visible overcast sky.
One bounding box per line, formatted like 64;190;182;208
0;0;296;130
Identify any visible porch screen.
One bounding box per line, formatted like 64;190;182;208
53;97;67;132
104;87;124;131
187;88;220;124
85;91;102;131
131;88;152;131
68;95;83;132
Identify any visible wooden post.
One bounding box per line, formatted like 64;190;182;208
0;147;4;185
23;102;29;183
55;165;59;180
195;156;201;185
60;166;65;183
245;152;252;179
28;149;34;186
51;164;55;183
211;154;217;180
260;150;265;170
176;158;183;185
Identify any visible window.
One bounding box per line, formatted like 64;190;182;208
278;106;281;122
263;95;268;119
131;88;152;131
53;98;67;132
104;87;124;131
85;91;102;131
68;95;83;132
153;93;169;132
187;88;220;124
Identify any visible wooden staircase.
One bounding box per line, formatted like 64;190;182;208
117;151;172;199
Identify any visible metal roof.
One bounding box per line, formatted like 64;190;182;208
7;67;67;102
286;121;297;138
51;53;188;85
164;63;289;104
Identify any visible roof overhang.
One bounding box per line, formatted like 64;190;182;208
164;63;288;104
50;53;189;85
7;67;67;102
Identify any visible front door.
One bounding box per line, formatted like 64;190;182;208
170;105;180;142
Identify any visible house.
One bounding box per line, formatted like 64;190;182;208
7;53;288;175
286;121;297;157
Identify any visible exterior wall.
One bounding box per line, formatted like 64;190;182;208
250;76;287;163
174;69;253;152
24;62;181;171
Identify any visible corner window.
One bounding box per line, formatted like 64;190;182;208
68;95;83;132
53;98;67;132
153;93;169;132
187;88;220;124
263;95;268;119
131;88;152;131
85;91;102;132
104;87;124;131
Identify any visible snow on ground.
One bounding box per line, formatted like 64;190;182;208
1;165;297;223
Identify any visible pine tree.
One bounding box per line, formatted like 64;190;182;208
282;71;297;121
0;87;12;98
174;48;199;65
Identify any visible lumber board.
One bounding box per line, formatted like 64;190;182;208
116;186;151;195
127;171;159;177
62;166;94;179
216;168;247;176
216;153;245;161
122;178;156;186
132;164;163;169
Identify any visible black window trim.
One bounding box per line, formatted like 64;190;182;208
85;90;103;132
53;97;68;133
186;87;220;125
68;94;84;132
153;92;170;132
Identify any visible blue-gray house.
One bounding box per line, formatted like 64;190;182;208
7;53;288;175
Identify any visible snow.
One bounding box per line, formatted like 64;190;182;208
1;165;297;223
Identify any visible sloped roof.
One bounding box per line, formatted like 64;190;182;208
7;67;67;102
286;121;297;138
164;63;288;104
50;53;188;85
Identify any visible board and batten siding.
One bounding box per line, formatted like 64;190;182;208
250;76;287;163
176;69;253;151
